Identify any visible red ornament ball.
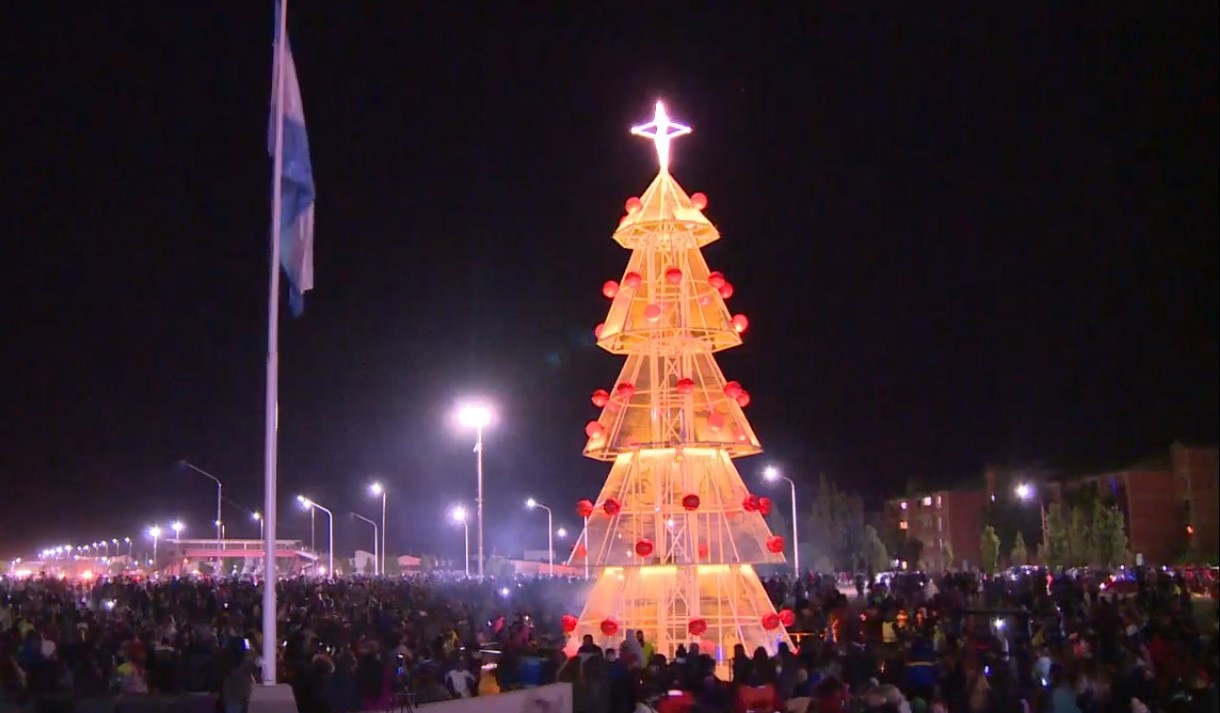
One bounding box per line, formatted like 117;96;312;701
690;192;708;210
643;303;662;322
634;539;654;558
664;267;683;284
762;613;781;631
576;499;595;518
736;390;751;408
697;543;710;558
731;314;749;334
766;535;785;554
708;271;727;289
623;271;643;288
688;618;708;636
615;382;635;399
724;381;744;399
681;494;701;511
602;280;619;298
561;614;579;633
676;377;695;395
625;197;642;214
600;618;619;637
778;609;796;628
719;282;735;299
585;420;605;438
591;389;610;408
743;494;760;512
593;322;605;339
603;498;622;516
574;542;587;557
707;411;726;428
757;496;773;516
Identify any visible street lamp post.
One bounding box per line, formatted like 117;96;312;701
763;465;800;579
525;498;554;575
148;526;162;565
253;511;264;540
350;512;379;576
455;402;493;579
297;496;334;576
369;482;387;576
181;461;224;553
451;506;470;577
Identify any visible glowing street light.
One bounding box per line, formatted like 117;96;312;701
455;401;493;579
252;511;264;540
148;525;162;563
368;481;387;576
762;465;800;578
171;521;185;538
297;496;334;576
450;505;471;577
526;498;554;575
556;527;568;539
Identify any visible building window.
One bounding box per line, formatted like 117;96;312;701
921;496;932;507
935;495;943;508
899;521;908;530
899;501;908;510
937;517;943;532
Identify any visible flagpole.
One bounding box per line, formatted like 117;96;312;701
262;0;289;687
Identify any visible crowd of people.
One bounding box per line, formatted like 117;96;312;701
0;565;1214;713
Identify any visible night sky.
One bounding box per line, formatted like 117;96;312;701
2;4;1216;559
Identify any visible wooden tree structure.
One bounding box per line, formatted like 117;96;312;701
564;102;794;663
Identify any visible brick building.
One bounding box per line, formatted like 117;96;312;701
1080;442;1218;564
1172;442;1219;560
883;489;987;571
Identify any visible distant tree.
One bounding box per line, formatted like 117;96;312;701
863;525;890;574
941;541;955;571
362;558;375;576
1010;531;1028;567
980;525;1001;574
1093;504;1129;567
1067;506;1089;566
806;474;868;571
1045;502;1069;567
383;556;401;576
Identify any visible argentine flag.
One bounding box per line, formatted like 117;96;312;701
270;1;315;315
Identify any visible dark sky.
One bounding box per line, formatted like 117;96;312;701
2;3;1216;559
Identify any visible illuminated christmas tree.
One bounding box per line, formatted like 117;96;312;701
563;102;795;663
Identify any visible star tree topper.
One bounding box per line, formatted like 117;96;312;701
631;101;691;172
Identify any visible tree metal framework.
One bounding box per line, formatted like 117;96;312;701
566;102;793;664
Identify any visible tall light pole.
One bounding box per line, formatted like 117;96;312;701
451;506;470;577
180;460;224;553
455;402;493;579
148;526;162;566
124;537;132;558
526;498;554;575
350;512;379;576
369;481;387;576
763;465;800;578
1015;482;1048;561
297;496;334;576
253;511;264;540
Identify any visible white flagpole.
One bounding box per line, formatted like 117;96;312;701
262;0;289;687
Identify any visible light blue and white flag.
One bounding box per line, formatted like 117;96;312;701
270;1;315;315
